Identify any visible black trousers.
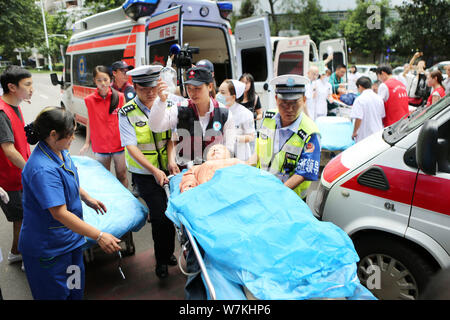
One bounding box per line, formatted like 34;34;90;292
132;173;175;265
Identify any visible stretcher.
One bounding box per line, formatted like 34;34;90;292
164;164;376;300
71;156;149;260
315;116;355;168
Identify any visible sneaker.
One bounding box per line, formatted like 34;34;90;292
21;262;25;272
7;252;22;264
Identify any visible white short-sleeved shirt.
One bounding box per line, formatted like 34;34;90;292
348;72;362;93
305;79;332;121
229;102;255;161
378;82;389;102
350;89;385;143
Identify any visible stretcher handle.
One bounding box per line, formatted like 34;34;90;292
163;174;174;199
184;226;217;300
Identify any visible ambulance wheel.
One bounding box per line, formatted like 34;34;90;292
354;235;436;300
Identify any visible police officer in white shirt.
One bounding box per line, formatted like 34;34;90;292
350;76;385;143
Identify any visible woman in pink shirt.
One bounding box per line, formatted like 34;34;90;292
426;70;446;107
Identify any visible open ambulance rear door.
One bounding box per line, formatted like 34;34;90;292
146;5;183;83
273;35;318;77
234;16;274;111
319;38;348;74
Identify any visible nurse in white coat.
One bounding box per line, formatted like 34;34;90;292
216;79;255;161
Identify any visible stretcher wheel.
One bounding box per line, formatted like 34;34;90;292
121;231;136;256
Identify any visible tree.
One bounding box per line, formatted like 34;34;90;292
339;0;390;63
0;0;43;62
84;0;124;14
37;11;72;65
231;0;258;31
391;0;450;66
280;0;338;43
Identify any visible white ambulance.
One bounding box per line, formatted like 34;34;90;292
309;95;450;299
51;0;347;124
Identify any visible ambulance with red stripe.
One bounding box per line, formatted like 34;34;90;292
50;0;348;125
309;95;450;299
51;0;237;125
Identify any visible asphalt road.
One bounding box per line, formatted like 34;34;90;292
0;72;159;300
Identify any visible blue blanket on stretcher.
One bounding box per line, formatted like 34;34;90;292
316;119;355;151
166;164;375;300
71;156;148;249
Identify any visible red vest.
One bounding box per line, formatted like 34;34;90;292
84;88;125;153
0;99;31;191
383;78;409;127
426;86;445;107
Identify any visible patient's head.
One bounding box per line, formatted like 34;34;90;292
206;144;231;160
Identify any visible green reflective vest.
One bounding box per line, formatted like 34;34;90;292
256;109;320;198
119;99;170;175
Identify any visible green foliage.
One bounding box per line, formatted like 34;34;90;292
279;0;338;42
339;0;390;62
0;0;43;62
84;0;124;14
391;0;450;64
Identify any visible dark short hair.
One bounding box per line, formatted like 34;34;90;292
356;76;372;89
351;65;357;72
0;65;32;94
336;64;347;70
376;64;392;75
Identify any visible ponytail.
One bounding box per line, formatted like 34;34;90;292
25;107;76;145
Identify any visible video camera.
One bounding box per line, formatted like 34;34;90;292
170;44;200;69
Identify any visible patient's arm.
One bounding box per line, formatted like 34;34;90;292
180;166;199;193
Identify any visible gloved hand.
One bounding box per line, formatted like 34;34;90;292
0;187;9;204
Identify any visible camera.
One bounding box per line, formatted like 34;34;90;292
170;44;200;69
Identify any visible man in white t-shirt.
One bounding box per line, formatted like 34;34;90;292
350;76;385;143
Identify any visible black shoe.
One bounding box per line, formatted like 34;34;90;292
155;264;168;279
168;255;177;266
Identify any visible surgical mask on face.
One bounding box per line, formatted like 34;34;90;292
216;93;229;106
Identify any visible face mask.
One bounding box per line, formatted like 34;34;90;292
216;93;229;106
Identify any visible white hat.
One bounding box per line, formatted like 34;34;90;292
126;65;163;87
270;74;310;100
231;79;246;99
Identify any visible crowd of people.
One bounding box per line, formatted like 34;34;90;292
0;50;448;300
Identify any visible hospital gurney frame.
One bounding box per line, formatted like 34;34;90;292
163;179;217;300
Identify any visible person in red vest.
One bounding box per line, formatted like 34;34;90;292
376;64;409;127
79;65;128;187
0;66;33;267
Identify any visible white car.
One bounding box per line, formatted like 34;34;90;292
308;96;450;300
426;61;450;79
355;64;377;82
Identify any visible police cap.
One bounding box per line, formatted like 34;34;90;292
270;75;310;100
126;65;163;87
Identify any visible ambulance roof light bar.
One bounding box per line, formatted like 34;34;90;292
123;0;160;21
217;2;233;20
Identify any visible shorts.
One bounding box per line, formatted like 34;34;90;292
0;190;23;222
94;150;125;157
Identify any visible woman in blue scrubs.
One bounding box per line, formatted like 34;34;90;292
19;107;121;300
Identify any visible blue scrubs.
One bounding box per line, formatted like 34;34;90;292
19;141;86;300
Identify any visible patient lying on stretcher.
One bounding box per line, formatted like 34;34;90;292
180;144;243;193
